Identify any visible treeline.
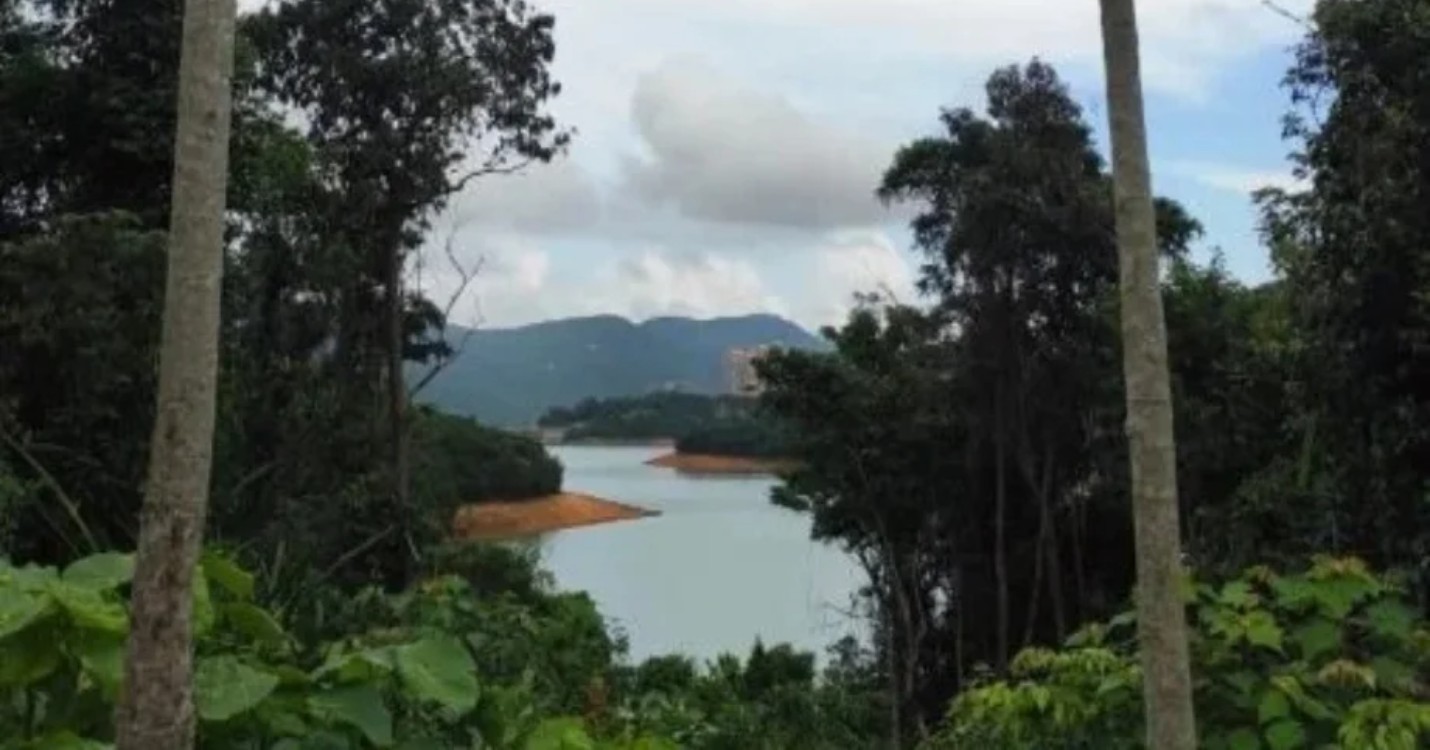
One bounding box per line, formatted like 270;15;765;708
755;8;1430;742
540;392;793;458
0;0;566;593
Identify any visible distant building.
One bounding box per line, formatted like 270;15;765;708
725;345;773;396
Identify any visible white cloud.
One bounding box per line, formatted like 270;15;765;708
547;0;1313;101
1169;160;1307;194
799;233;921;328
447;159;602;235
603;250;788;320
623;60;893;229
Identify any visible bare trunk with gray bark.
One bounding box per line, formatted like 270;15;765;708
1097;0;1198;747
115;0;236;746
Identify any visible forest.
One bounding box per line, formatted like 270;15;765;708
1;0;1428;748
539;393;792;459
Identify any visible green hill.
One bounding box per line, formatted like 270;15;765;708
414;314;825;426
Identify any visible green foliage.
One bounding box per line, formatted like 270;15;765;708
924;560;1430;749
0;551;679;749
0;214;166;562
411;409;563;509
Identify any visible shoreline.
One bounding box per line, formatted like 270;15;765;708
453;492;659;540
645;452;796;476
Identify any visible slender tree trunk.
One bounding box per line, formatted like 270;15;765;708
993;395;1010;670
115;0;236;746
1098;1;1198;747
384;241;412;584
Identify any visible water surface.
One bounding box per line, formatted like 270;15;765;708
542;445;864;662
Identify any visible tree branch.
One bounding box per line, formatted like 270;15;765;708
1261;0;1311;29
409;228;485;398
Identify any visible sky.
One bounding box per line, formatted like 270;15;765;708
418;0;1315;333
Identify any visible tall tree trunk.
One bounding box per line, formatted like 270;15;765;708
993;394;1010;671
384;241;412;584
1097;1;1197;748
115;0;236;745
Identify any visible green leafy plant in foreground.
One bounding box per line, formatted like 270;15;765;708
924;558;1430;749
0;551;661;749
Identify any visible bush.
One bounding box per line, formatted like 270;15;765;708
925;558;1430;750
0;551;665;749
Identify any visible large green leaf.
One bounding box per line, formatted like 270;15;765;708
395;635;478;714
61;553;134;591
192;572;215;638
1258;689;1290;725
48;582;127;633
72;630;125;695
1263;718;1306;750
523;717;596;750
307;684;393;747
1226;728;1262;750
200;551;254;600
221;601;288;647
1291;618;1340;661
195;656;280;722
0;586;55;640
1364;599;1415;641
0;623;61;686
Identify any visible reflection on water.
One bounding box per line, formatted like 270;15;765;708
542;445;865;662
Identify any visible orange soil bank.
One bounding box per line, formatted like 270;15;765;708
645;452;796;476
453;492;658;540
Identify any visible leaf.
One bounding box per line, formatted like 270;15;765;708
307;684;393;747
1364;599;1415;641
201;551;254;600
1220;581;1255;608
25;731;112;750
195;656;280;722
1263;719;1306;750
523;717;596;750
395;635;479;714
221;602;288;646
1244;610;1285;652
0;623;61;686
0;586;55;640
48;582;127;633
192;572;215;638
1227;728;1262;750
61;553;134;591
73;630;125;695
1291;618;1340;661
1258;689;1290;725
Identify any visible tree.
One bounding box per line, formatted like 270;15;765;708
1259;0;1430;604
114;0;236;746
1097;0;1197;747
247;0;567;585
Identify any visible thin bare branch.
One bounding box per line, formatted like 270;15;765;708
409;228;486;397
1261;0;1311;29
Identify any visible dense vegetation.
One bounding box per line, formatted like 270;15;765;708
2;0;1429;746
540;393;793;458
745;2;1430;744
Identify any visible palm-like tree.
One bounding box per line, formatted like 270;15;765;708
115;0;238;746
1096;0;1198;747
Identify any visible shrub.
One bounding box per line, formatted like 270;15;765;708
925;558;1430;750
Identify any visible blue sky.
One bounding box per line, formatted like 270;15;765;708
421;0;1313;332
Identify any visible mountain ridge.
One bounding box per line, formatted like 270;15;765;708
415;313;826;426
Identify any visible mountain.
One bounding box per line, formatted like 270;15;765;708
414;313;827;426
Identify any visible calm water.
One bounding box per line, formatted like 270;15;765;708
541;445;865;662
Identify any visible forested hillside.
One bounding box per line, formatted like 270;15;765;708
416;314;824;426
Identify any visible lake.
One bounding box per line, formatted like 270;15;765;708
541;445;866;662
